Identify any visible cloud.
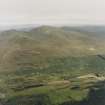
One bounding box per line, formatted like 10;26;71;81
0;0;105;25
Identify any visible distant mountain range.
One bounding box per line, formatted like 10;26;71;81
0;24;41;31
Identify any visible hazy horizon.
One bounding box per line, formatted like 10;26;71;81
0;0;105;25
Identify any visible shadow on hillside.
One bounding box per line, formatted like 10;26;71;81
60;87;105;105
5;94;52;105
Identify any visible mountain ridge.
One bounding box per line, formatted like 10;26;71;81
0;26;105;73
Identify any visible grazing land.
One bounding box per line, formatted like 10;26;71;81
0;26;105;105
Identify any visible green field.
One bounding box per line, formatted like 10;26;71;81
0;56;105;105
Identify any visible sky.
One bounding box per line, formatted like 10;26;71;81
0;0;105;25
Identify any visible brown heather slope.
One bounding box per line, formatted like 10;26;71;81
0;26;105;72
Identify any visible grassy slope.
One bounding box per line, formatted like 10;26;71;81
0;26;105;72
0;26;105;105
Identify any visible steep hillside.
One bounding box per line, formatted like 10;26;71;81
0;26;105;105
0;26;105;73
